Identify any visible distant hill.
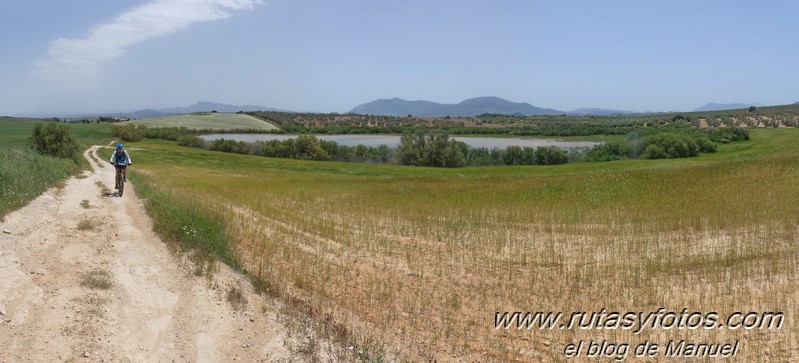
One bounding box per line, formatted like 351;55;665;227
568;108;635;116
157;101;285;114
349;97;563;117
693;103;763;112
57;102;286;120
124;109;176;119
122;113;279;131
60;109;174;120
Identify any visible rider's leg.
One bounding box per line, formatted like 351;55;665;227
122;167;127;182
115;166;120;189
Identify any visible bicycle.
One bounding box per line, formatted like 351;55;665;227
112;162;129;197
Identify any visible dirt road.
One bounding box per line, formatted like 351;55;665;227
0;146;294;362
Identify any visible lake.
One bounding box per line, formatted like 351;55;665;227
201;134;601;149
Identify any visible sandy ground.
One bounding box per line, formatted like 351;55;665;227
0;146;295;362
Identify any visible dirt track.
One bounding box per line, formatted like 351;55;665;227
0;146;294;362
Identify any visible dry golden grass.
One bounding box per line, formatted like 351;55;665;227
132;129;799;361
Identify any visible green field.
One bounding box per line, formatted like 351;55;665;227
123;113;279;131
0;117;113;147
0;117;113;217
129;129;799;361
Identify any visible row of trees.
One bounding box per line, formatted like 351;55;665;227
585;123;748;161
175;126;749;167
178;131;572;167
243;103;799;136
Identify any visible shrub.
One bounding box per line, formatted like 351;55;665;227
28;123;82;162
210;139;249;154
142;127;183;141
535;146;568;165
177;135;207;148
293;135;331;160
397;130;465;167
694;136;717;153
111;124;143;142
397;131;423;166
671;114;689;122
640;144;668;159
503;145;524;165
639;133;698;159
585;141;630;162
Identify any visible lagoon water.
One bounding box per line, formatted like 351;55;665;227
201;134;600;149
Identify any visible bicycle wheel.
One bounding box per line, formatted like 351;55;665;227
118;170;125;197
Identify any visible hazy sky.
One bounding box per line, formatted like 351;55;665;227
1;0;797;116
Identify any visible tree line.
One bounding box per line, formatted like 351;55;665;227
174;131;575;167
114;121;750;168
176;126;749;167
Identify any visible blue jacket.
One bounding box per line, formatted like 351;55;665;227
110;150;132;165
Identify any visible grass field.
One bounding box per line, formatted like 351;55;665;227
0;117;113;218
128;128;799;361
0;117;113;147
122;113;279;131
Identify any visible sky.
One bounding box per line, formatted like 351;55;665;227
1;0;797;116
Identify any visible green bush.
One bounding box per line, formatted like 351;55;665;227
292;135;331;160
27;123;82;162
111;124;143;142
640;144;668;159
535;146;569;165
639;133;699;159
177;135;207;148
210;139;249;154
143;127;184;141
707;126;749;142
397;130;465;167
585;141;631;162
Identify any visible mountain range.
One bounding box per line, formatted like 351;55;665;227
693;102;763;112
61;101;284;120
55;98;635;119
348;97;636;117
157;101;285;114
52;98;784;120
348;97;562;117
567;107;636;116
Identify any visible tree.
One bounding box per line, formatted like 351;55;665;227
28;123;82;162
442;140;466;167
671;114;689;122
397;130;465;167
503;145;524;165
748;106;757;112
535;146;568;165
397;131;422;165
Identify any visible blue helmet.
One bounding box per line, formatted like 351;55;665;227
116;143;123;149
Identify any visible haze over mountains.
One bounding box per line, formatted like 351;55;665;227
347;97;640;117
58;102;285;119
348;97;566;117
693;102;763;112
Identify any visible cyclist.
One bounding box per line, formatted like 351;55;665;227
109;143;132;190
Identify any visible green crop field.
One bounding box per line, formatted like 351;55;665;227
122;113;279;131
128;128;799;361
0;117;113;217
0;117;113;147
